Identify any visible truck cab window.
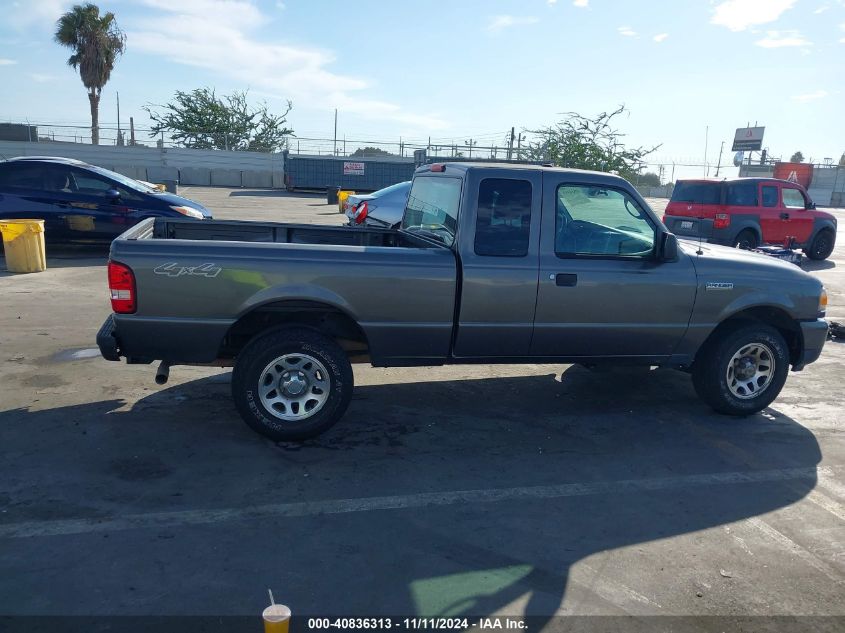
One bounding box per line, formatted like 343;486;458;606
556;185;655;257
474;178;531;257
402;176;462;246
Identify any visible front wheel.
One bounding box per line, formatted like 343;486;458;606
692;323;789;416
232;328;353;441
805;229;835;261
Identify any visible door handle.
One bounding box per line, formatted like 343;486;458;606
779;212;790;220
554;273;578;287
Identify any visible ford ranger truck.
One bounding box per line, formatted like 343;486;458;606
98;163;830;441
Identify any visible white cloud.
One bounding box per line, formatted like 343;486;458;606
7;0;72;31
791;90;828;101
129;0;446;130
275;1;285;8
573;0;589;7
30;73;56;82
486;15;539;33
0;58;18;66
711;0;796;32
814;5;829;13
653;33;669;42
547;0;558;5
617;26;637;37
754;30;812;47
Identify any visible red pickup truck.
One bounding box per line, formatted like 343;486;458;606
663;177;837;260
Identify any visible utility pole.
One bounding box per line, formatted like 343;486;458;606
465;139;475;158
715;140;725;177
507;126;515;161
517;133;524;160
129;116;135;146
704;125;709;177
333;108;338;156
116;92;121;145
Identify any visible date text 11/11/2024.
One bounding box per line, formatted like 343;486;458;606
306;618;528;630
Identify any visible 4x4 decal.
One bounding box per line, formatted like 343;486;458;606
154;262;222;278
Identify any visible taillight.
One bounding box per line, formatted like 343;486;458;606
108;260;136;314
713;213;730;229
353;201;369;224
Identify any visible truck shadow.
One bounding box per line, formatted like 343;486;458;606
0;367;823;623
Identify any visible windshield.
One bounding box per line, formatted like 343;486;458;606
374;181;410;198
401;176;461;247
88;165;158;193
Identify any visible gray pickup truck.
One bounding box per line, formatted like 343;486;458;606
98;163;829;440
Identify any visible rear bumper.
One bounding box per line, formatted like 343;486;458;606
793;318;829;371
97;314;120;361
663;215;733;246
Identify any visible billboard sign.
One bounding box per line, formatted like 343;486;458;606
732;127;765;151
343;161;365;176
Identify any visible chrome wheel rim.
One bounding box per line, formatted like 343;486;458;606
726;342;775;400
258;353;330;421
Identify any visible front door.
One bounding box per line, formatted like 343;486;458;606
531;178;697;359
780;185;814;244
452;169;542;358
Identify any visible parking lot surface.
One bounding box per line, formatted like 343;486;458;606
1;188;844;622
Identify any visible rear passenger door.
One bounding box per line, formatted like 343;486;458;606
758;182;787;244
0;163;66;236
452;170;542;358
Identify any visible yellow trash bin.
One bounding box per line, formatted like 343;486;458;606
0;219;47;273
338;190;355;213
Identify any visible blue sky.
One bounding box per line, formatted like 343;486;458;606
0;0;843;177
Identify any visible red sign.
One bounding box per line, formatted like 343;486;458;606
773;162;813;188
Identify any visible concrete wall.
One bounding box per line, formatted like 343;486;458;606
0;139;284;188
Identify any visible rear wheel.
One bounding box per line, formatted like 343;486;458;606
232;328;353;441
805;229;835;261
733;229;759;250
692;323;789;416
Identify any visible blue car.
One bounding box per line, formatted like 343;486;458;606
0;156;212;244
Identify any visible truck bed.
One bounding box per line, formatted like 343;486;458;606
146;217;426;248
108;217;458;366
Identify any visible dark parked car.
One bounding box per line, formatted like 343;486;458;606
0;156;211;243
344;180;411;228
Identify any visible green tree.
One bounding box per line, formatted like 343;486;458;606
54;3;126;145
636;171;661;187
838;152;845;167
349;146;395;158
790;151;804;163
525;106;660;180
145;88;293;152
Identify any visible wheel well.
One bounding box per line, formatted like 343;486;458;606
219;301;370;360
698;306;802;366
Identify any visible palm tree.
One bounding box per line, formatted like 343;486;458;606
54;3;126;145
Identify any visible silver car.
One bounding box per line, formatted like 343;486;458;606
345;181;411;228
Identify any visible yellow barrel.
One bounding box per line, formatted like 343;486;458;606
0;219;47;273
338;190;355;212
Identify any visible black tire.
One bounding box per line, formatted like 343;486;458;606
805;229;835;261
232;327;353;441
733;229;759;250
692;323;789;416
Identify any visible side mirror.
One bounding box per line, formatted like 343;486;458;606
807;202;816;210
105;188;121;201
660;232;679;262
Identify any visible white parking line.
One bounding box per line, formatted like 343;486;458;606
0;467;819;540
746;518;845;584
